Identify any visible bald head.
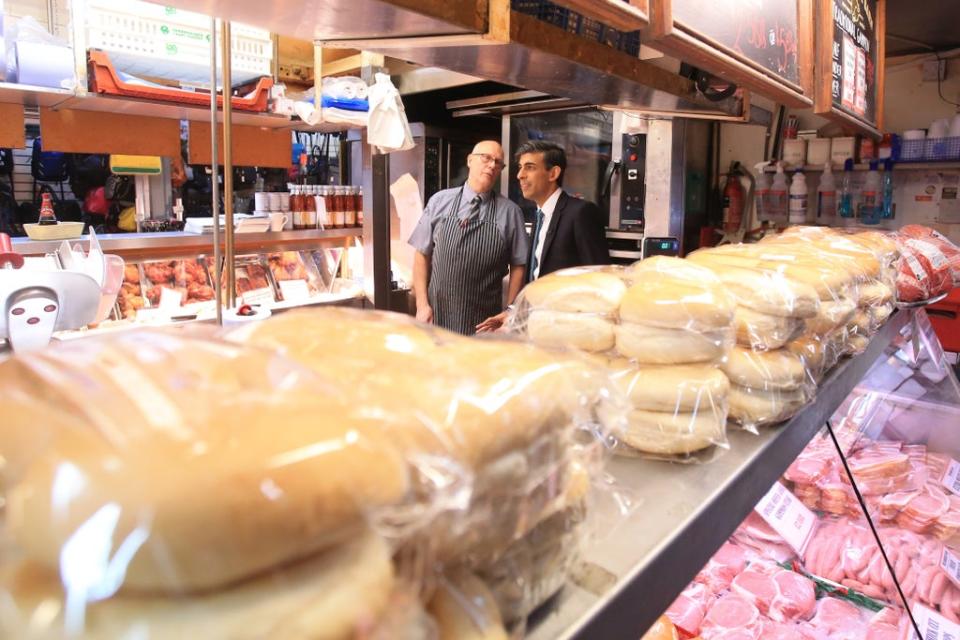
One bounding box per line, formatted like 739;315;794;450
466;140;504;195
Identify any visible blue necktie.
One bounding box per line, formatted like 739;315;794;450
530;208;545;279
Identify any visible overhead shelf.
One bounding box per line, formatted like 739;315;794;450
766;162;960;173
11;228;361;261
0;81;73;108
526;310;911;640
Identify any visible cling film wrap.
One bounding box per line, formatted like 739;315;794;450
508;258;736;461
0;329;418;639
0;308;624;638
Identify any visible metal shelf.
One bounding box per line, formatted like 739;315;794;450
11;228;361;261
527;309;912;640
765;162;960;172
0;81;74;108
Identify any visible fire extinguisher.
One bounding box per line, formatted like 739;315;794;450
722;165;745;233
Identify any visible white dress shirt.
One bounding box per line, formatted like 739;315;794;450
533;187;563;279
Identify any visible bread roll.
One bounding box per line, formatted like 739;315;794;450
850;309;872;334
728;384;808;426
521;269;627;314
620;408;726;455
610;364;730;412
2;530;395;640
615;322;732;364
733;307;804;350
526;309;616;353
786;334;827;379
721;346;808;391
858;280;894;306
684;254;819;318
430;573;509;640
620;256;735;330
871;302;894;327
846;334;871;355
1;332;411;594
805;298;857;335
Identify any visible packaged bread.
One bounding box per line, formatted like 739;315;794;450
224;307;622;569
0;330;419;638
428;572;509;640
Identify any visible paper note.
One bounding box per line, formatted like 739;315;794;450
755;482;817;555
158;286;183;311
909;603;960;640
278;279;311;303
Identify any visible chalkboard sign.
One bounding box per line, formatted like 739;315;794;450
815;0;885;134
674;0;800;85
650;0;814;108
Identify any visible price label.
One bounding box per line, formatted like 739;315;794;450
241;287;275;306
158;286;183;311
943;460;960;497
941;548;960;590
909;603;960;640
754;482;818;555
278;279;312;303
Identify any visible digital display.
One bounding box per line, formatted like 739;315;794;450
661;241;671;249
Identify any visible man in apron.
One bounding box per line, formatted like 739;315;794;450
408;141;528;336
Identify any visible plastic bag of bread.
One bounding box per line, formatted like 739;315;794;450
223;307;624;574
0;329;427;639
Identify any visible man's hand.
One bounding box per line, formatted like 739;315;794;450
416;305;434;324
476;310;508;333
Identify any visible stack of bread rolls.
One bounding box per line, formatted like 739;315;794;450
514;258;736;458
0;310;620;637
686;245;820;428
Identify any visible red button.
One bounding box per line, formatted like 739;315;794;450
11;307;24;315
630;153;638;162
27;317;39;325
44;304;56;313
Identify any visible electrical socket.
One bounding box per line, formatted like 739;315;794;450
923;59;947;82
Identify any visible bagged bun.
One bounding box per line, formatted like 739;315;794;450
527;309;616;352
2;529;395;640
858;280;894;306
429;572;509;640
728;384;808;426
805;298;857;335
521;269;627;314
733;307;804;351
620;408;725;455
610;363;729;413
621;256;735;330
615;323;732;364
721;347;808;391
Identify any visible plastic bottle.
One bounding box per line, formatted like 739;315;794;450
770;162;789;225
881;158;895;222
838;158;856;222
859;161;880;225
817;163;837;225
38;192;58;225
788;171;809;225
754;164;771;224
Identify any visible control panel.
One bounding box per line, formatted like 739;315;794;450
423;137;442;204
642;236;680;259
620;133;646;228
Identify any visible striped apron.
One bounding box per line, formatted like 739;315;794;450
428;189;508;336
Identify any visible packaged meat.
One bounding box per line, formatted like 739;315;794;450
266;251;324;302
117;262;145;319
141;258;216;307
210;255;278;305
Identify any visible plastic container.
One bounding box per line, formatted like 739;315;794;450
859;161;881;225
817;163;837;224
95;254;125;322
782;139;806;169
901;129;926;162
754;165;771;224
830;137;856;167
924;136;960;161
769;163;789;224
806;138;832;167
881;159;895;221
22;221;84;240
788;171;809;225
838;158;855;222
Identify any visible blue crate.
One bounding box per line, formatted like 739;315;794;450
512;0;641;55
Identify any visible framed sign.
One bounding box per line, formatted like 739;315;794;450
650;0;814;107
814;0;885;137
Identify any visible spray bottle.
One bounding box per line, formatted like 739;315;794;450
754;163;772;225
770;162;789;226
789;171;809;225
859;161;881;225
838;158;856;222
881;158;895;223
817;163;837;225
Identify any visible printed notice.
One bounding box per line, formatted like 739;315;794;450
942;459;960;497
278;279;312;303
159;286;183;311
755;482;817;555
842;34;857;110
909;603;960;640
241;287;275;306
941;547;960;589
855;47;867;115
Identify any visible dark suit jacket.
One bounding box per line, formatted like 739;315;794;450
531;191;611;280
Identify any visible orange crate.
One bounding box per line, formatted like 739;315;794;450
928;289;960;353
88;50;272;112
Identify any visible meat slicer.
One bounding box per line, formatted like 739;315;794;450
0;232;111;353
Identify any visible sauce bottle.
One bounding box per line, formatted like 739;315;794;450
305;185;317;229
344;186;357;228
38;192;58;225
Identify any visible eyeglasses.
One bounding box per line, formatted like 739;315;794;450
470;153;505;168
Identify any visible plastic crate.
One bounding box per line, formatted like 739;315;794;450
901;138;925;161
619;31;641;57
85;0;271;85
512;0;578;33
924;137;960;161
928;289;960;353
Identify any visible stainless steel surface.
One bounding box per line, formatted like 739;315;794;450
371;152;392;310
210;16;222;325
153;0;482;42
526;310;911;640
446;90;548;109
221;20;236;309
395;67;483;96
897;292;949;309
605;230;644;241
642;119;685;247
608;249;642;259
11;230;361;259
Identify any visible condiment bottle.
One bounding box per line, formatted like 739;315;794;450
344;186;357;228
355;187;364;227
38;192;58;225
305;185;317;228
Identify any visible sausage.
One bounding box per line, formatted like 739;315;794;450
823;536;846;583
929;571;950;606
804;535;827;576
918;566;940;604
895;544;912;582
942;587;960;624
902;564;919;599
849;543;875;576
870;550;887;587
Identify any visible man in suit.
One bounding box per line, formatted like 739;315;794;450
477;140;610;332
